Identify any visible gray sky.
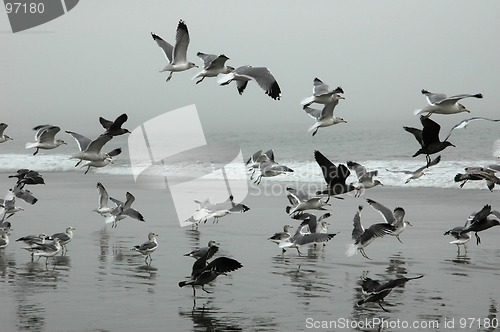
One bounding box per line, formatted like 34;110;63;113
1;0;500;137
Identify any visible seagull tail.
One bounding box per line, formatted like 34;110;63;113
346;244;358;257
104;216;115;224
178;281;190;288
413;109;425;116
25;142;37;149
191;71;202;80
217;73;232;85
308;123;319;134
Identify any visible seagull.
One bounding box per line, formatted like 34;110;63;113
347;161;383;196
106;192;145;227
0;228;10;249
279;219;337;255
454;167;500;191
366;198;412;243
218;65;282;100
131;232;158;265
291;212;333;248
184;240;220;260
459;204;500;245
26;238;62;267
252;152;293;185
25;125;67;155
300;77;344;108
414;89;483;117
304;102;346;136
442;117;500;142
404;116;455;165
346;205;396;259
444;220;472;255
285;186;316;202
0;123;13;143
16;233;47;259
99;114;130;137
386;155;441;184
179;245;243;296
80;148;121;174
49;226;75;254
246;149;274;177
93;182;114;217
314;150;356;201
357;274;424;312
8;169;45;187
151;20;198;82
268;224;294;253
11;183;38;205
285;192;330;216
65;131;115;167
192;53;234;84
190;195;250;224
0;191;24;220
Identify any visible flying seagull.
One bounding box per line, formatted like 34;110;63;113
303;102;346;137
415;89;482;117
151;20;198;82
301;77;344;108
192;52;234;84
218;65;282;100
25;125;67;155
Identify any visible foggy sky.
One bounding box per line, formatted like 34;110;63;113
1;0;500;138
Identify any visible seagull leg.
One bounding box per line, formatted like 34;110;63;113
378;301;390;312
456;244;460;256
360;248;372;260
33;148;39;156
396;235;404;244
312;128;318;137
201;286;213;294
166;72;173;82
84;166;91;174
74;159;82;167
192;286;196;297
475;232;481;245
296;247;303;256
196;77;204;84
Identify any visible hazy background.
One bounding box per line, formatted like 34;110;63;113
1;0;500;138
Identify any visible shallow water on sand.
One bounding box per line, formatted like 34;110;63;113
1;172;500;331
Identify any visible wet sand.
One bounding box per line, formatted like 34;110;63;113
1;171;500;331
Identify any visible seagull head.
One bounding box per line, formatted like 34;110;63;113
56;139;67;146
188;62;199;69
457;103;470;113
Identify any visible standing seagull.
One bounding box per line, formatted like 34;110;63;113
99;114;130;137
303;102;346;137
414;89;482;117
131;232;158;265
184;240;220;260
346;205;396;259
366;198;412;243
151;20;198;82
192;53;234;84
301;77;344;108
314;150;356;201
404;116;455;165
268;224;294;253
459;204;500;245
444;221;472;255
0;228;9;249
0;123;13;143
26;125;67;155
26;238;62;267
49;226;75;254
218;65;282;100
357;274;424;312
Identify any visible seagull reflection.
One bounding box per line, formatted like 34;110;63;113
179;299;243;332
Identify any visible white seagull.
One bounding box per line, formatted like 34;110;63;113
26;125;67;155
414;89;483;117
386;155;441;184
301;77;344;108
0;123;13;143
65;131;117;167
106;192;145;227
192;52;234;84
366;198;412;243
131;232;158;265
94;182;113;217
304;102;346;136
218;65;282;100
151;20;198;82
347;161;383;196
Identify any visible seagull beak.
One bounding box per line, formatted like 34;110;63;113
407;221;413;227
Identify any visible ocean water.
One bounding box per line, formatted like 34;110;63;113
1;118;498;190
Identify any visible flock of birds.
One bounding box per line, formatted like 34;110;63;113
2;18;500;310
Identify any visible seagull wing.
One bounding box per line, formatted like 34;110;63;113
420;116;442;145
352;206;364;240
37;126;60;143
96;182;109;209
403;126;424;147
172;20;190;64
151;33;173;62
444;117;500;141
234;66;281;100
86;134;112;153
366;198;395;224
421;89;447;105
303;106;322;120
435;93;483;106
314;150;338;185
65;131;91;151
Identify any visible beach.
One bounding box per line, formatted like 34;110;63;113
1;171;499;331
